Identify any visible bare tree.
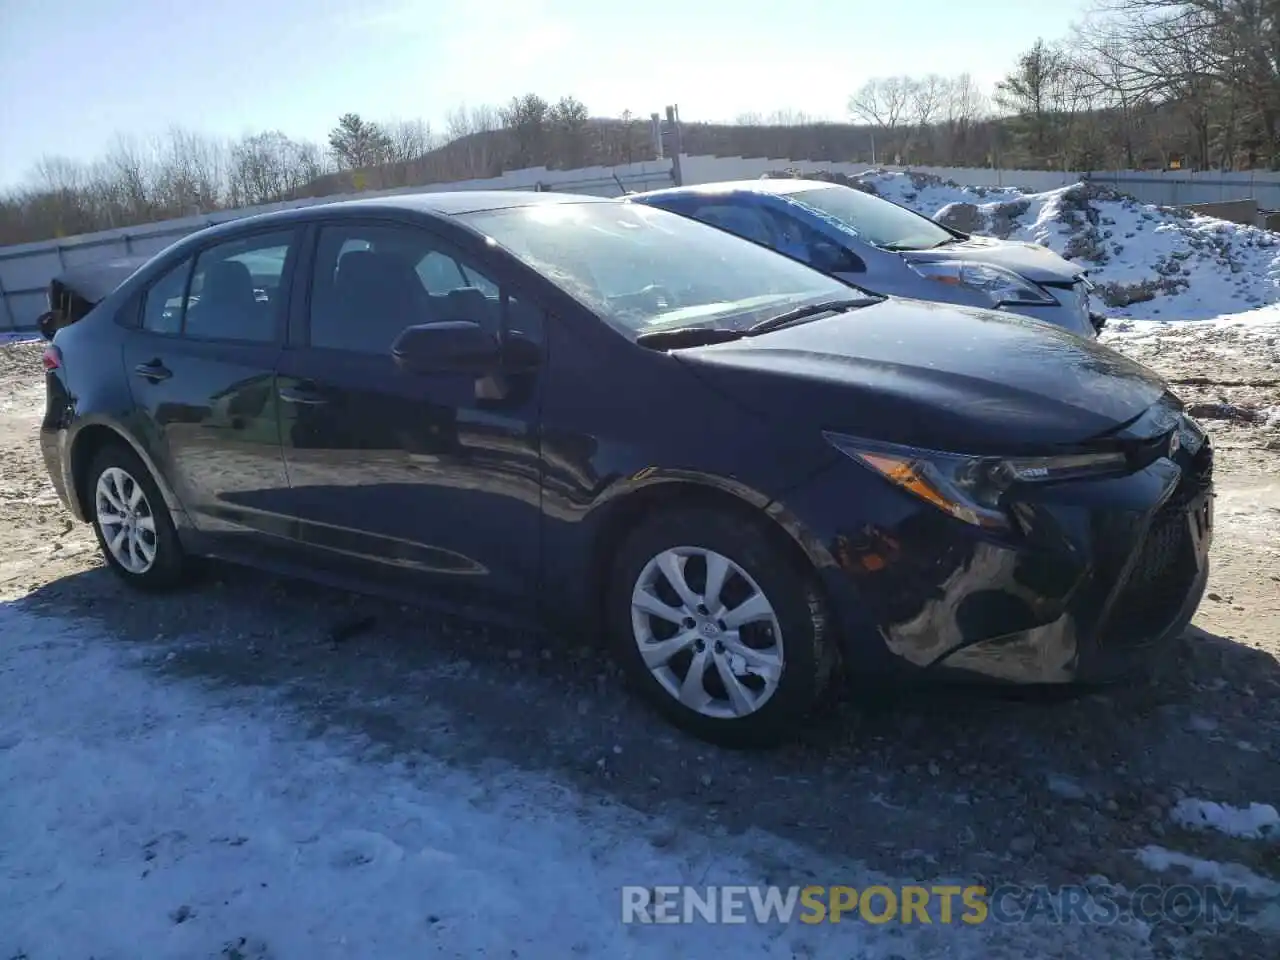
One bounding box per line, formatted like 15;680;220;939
227;131;322;207
936;73;990;164
151;127;226;216
848;77;914;129
1080;0;1280;167
765;108;819;126
384;119;434;163
441;103;504;177
848;77;916;160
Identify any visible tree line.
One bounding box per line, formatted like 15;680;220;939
2;0;1275;246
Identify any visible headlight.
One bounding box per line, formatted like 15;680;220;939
1177;414;1206;454
824;433;1127;529
907;260;1057;307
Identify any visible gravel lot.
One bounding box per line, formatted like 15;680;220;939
2;330;1278;958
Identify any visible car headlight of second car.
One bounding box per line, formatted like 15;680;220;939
823;433;1127;529
907;260;1058;308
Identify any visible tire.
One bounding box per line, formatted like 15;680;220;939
606;506;836;747
86;441;189;591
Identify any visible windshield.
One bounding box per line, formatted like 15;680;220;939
789;185;954;252
459;201;855;336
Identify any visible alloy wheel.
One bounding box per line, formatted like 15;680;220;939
630;546;784;719
95;466;158;575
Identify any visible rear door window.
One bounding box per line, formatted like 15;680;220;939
689;201;779;248
183;231;296;343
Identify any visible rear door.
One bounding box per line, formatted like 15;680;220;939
120;228;301;540
275;218;546;617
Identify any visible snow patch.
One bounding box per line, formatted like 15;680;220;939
1136;846;1280;901
1170;799;1280;840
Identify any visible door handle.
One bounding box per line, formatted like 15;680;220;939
278;385;328;406
133;359;171;382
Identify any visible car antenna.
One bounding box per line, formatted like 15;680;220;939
613;172;632;196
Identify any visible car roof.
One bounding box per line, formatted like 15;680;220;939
631;178;836;201
185;190;613;244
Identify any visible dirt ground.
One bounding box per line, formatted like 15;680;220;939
2;329;1278;958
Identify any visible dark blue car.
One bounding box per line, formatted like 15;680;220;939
40;191;1212;745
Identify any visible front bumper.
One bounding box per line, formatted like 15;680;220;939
781;435;1214;685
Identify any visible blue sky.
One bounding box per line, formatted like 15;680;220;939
0;0;1090;188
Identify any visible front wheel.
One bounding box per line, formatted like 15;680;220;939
86;442;189;590
606;507;836;747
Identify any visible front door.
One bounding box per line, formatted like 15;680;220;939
121;228;300;541
275;219;545;617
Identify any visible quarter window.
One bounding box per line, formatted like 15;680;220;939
140;259;191;335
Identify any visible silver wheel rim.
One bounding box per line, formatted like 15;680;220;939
630;546;784;720
94;466;158;575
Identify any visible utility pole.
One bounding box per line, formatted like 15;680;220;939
665;105;684;186
650;113;664;159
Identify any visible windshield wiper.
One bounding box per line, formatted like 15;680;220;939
634;325;746;349
746;298;879;336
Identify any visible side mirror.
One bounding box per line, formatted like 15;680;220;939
808;241;861;274
391;320;501;374
1090;311;1107;334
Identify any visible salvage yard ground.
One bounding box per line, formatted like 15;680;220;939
1;308;1278;959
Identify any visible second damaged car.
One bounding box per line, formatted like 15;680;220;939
40;192;1211;746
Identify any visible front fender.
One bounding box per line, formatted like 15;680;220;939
541;459;844;637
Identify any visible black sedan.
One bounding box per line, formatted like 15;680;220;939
39;191;1214;746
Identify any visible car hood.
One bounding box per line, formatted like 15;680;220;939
673;298;1168;454
901;235;1081;284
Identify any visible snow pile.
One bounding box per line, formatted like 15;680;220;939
1170;799;1280;840
765;169;1280;322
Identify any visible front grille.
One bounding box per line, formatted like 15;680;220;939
1099;440;1212;645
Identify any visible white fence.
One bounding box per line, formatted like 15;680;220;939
679;156;1280;207
4;152;1280;331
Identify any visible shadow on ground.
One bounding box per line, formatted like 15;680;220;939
15;562;1280;901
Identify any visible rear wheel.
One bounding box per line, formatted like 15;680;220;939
606;507;835;747
86;443;188;590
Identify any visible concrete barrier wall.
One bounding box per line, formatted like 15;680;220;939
1182;199;1262;227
